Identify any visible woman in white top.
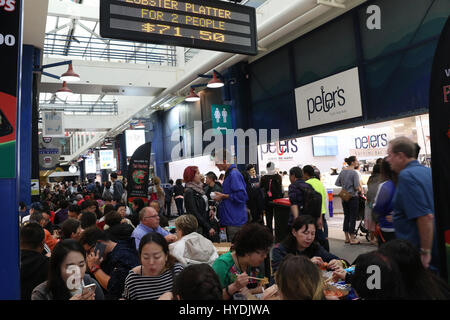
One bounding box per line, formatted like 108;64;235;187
169;214;218;267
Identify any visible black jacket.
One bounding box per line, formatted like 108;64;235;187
174;184;184;197
204;182;223;200
113;180;124;202
105;223;134;243
184;188;212;236
20;250;49;300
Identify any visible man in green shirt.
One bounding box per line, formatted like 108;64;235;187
303;165;329;251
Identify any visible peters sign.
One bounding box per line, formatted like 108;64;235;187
349;133;388;158
295;67;363;129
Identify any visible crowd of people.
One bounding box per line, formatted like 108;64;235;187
17;139;450;300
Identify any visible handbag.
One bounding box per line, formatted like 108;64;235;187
338;188;352;202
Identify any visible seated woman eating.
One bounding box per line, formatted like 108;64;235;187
212;223;273;300
271;215;348;273
122;232;184;300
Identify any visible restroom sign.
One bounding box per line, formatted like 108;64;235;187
211;104;232;134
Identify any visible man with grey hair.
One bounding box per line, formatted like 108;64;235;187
130;207;177;250
387;136;439;272
212;149;248;241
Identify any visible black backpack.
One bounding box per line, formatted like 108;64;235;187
299;185;322;219
265;175;283;200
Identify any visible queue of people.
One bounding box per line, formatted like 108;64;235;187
17;137;450;300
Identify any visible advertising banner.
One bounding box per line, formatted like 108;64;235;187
99;149;115;170
85;154;97;174
295;67;363;130
0;0;21;178
31;179;39;196
429;16;450;282
39;137;62;170
125;129;146;157
127;142;151;206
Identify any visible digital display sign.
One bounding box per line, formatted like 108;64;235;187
100;0;257;55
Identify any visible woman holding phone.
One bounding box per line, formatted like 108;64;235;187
32;239;104;300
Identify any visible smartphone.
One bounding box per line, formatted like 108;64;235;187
93;242;106;257
82;283;96;295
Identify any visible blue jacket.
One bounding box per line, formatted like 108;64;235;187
218;165;248;227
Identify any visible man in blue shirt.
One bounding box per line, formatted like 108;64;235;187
213;149;248;242
387;136;439;272
131;207;177;250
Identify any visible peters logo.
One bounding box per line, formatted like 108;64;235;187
0;0;16;12
307;86;346;121
444;85;450;103
260;139;298;158
355;134;387;149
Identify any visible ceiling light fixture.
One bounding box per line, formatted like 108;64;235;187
56;81;74;100
207;71;224;88
34;60;80;99
60;64;80;82
134;120;145;129
185;87;200;102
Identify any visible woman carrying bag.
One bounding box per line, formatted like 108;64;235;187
335;156;362;245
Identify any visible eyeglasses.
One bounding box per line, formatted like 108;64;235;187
144;215;159;219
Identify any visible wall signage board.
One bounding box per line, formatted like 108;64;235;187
39;148;60;170
0;0;21;178
295;67;363;130
85;155;97;174
43;111;65;137
31;179;39;196
100;0;257;55
211;104;232;134
39;136;62;170
258;138;302;173
100;149;115;170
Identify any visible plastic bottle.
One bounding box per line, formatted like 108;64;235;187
219;228;227;243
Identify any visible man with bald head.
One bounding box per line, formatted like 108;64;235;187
131;206;177;250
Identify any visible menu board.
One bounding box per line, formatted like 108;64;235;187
100;0;257;55
0;0;21;178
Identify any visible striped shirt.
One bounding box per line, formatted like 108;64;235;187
122;263;184;300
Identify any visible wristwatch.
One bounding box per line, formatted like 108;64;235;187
90;264;101;274
420;248;431;255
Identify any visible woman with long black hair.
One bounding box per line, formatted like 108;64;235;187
31;239;104;300
174;179;185;216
